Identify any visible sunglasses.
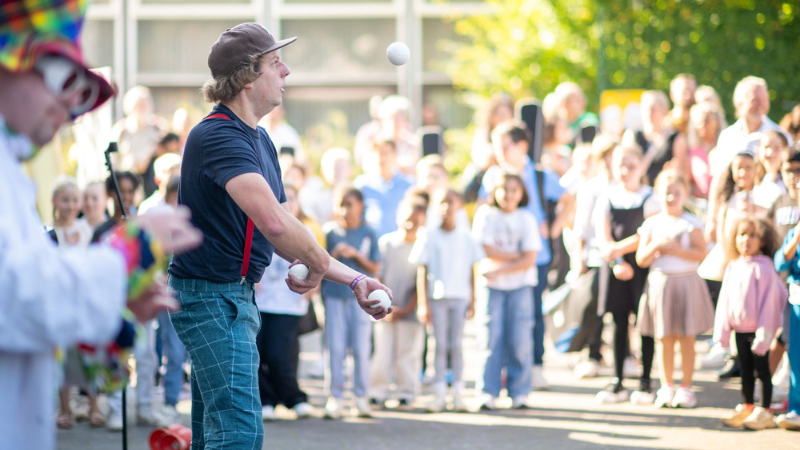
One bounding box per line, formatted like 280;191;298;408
34;55;100;118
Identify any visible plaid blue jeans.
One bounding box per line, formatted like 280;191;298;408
168;277;263;450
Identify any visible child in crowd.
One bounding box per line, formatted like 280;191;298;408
81;181;108;230
774;210;800;430
718;218;786;430
416;155;470;230
368;199;428;409
635;169;714;408
322;188;381;419
473;173;541;410
411;189;484;412
49;177;92;247
255;184;315;421
50;177;103;429
593;145;660;404
754;130;790;209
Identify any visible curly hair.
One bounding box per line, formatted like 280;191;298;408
201;53;263;104
724;217;780;263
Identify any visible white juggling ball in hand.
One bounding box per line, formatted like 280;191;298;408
368;289;392;309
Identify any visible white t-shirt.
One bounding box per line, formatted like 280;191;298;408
472;205;542;290
638;212;704;274
255;254;307;316
592;185;661;239
714;116;793;175
408;227;484;301
753;175;787;210
54;218;93;248
573;176;613;267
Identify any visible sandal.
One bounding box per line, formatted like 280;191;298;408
89;410;106;428
56;412;74;429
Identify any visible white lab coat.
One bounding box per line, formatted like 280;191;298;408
0;122;128;450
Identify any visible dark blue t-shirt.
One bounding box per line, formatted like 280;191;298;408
169;104;286;284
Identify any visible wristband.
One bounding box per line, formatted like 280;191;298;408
350;274;367;291
609;257;624;268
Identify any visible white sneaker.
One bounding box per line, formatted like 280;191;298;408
106;410;123;432
671;387;697;408
777;411;800;430
574;360;600;379
452;394;468;412
512;395;530;409
160;405;179;425
622;357;639;379
293;402;314;419
654;386;675;408
477;394;496;411
354;397;372;418
532;365;550;391
323;397;341;420
701;343;730;368
261;405;276;422
426;395;446;413
596;382;629;404
742;406;777;430
630;379;655;405
136;405;166;427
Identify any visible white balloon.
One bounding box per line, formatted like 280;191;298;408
367;290;392;309
386;42;410;66
288;264;309;281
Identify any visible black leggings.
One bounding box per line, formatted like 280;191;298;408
736;332;772;407
613;311;654;382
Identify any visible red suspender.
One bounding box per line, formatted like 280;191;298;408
202;112;254;284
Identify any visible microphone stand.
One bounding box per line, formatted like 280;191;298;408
103;142;128;450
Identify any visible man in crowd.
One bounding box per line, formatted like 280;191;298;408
168;23;393;449
0;1;201;448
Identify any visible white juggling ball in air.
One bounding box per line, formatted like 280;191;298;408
386;42;410;66
368;290;392;309
288;264;309;281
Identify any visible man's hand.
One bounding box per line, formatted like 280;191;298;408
612;261;634;281
353;277;393;320
135;206;203;254
128;278;179;323
285;260;324;295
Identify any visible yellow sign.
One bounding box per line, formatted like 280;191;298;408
599;89;647;137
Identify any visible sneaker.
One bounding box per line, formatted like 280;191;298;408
323;397;341;420
453;394;468;412
596;381;628;404
396;399;414;411
477;394;496;411
532;365;551;391
654;385;675;408
630;379;655;405
293;402;314;419
721;404;754;428
622;357;639;379
354;397;372;418
776;411;800;431
161;405;179;425
574;360;600;379
701;343;730;368
106;410;123;432
136;405;166;427
261;405;276;422
369;398;385;410
742;406;777;430
512;395;530;410
426;395;446;413
671;387;697;409
771;399;789;414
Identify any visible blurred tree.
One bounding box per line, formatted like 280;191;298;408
445;0;800;122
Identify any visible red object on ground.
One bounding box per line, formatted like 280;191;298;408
149;424;192;450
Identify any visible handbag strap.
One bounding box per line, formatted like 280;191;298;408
202;112;255;284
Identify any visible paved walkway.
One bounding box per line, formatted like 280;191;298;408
58;319;799;450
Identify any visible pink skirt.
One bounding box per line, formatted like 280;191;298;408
638;271;715;338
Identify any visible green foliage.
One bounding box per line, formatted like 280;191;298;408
446;0;800;123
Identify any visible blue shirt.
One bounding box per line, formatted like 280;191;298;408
354;171;415;237
775;228;800;285
169;104;286;284
321;222;381;300
479;158;566;266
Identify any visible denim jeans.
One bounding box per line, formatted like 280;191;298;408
532;264;548;366
256;312;308;408
159;311;188;406
168;277;262;450
324;297;373;399
476;286;534;398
